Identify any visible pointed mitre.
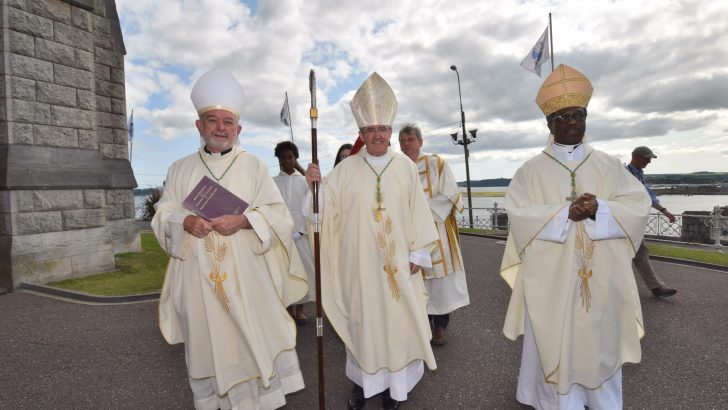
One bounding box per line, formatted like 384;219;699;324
536;64;593;116
191;68;246;118
350;72;398;128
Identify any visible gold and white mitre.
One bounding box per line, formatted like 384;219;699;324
536;64;593;116
350;72;398;128
191;68;246;118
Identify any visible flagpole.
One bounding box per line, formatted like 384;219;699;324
285;92;295;142
308;69;325;410
549;13;554;71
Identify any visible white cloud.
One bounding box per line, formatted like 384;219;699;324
118;0;728;185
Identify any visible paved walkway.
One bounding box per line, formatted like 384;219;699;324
1;236;726;409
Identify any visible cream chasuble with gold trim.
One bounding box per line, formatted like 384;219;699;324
416;153;470;315
153;146;308;396
318;150;439;374
501;141;650;395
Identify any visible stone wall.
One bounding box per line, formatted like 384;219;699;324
0;0;138;290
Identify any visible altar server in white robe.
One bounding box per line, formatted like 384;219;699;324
152;68;308;410
273;140;315;325
398;123;470;346
304;73;439;410
500;64;651;410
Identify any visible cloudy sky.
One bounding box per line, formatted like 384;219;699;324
117;0;728;188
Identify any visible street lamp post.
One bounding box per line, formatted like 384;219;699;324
450;65;475;228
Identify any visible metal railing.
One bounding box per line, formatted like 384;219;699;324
457;206;728;249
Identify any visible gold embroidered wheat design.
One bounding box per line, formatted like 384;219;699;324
204;232;230;312
377;215;400;301
575;222;595;312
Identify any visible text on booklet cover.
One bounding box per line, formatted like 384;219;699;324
183;176;249;220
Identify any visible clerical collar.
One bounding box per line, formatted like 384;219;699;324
551;141;584;162
363;149;391;166
203;146;233;156
552;141;582;154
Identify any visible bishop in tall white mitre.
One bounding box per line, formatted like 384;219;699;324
152;68;308;410
304;73;439;410
500;64;651;409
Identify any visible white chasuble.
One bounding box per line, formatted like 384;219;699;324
501;141;650;395
416;154;470;315
319;150;439;374
153;147;308;399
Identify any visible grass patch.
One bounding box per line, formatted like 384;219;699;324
46;231;727;297
48;232;168;296
465;191;506;197
647;243;728;267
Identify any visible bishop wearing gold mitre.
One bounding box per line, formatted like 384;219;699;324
305;73;439;410
500;64;651;409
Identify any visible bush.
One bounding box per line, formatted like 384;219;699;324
139;188;162;221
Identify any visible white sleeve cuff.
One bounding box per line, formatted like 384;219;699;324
409;247;433;268
536;205;572;243
583;199;626;240
246;211;271;250
164;211;189;259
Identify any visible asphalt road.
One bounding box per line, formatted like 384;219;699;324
1;235;726;409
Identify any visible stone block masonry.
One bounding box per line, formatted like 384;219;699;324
0;0;138;291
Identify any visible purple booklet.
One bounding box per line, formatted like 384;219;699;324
183;176;249;220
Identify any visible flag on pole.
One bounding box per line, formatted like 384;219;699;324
128;110;134;142
520;26;550;77
280;94;290;126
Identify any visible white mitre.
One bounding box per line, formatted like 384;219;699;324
191;68;246;118
350;72;397;128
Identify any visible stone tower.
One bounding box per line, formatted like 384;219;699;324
0;0;139;291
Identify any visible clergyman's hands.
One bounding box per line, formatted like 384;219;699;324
210;214;251;236
184;215;213;238
569;193;598;221
306;163;321;189
409;262;421;275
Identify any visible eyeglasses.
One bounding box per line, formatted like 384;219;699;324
548;111;587;124
361;126;392;135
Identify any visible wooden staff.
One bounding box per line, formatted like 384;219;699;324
309;69;325;410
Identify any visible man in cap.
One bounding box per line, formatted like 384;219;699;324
152;68;308;410
500;64;651;409
305;73;438;410
398;123;470;346
627;146;678;297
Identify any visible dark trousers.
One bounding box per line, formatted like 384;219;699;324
429;313;450;329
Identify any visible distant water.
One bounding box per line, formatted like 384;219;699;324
464;187;727;215
134;189;727;220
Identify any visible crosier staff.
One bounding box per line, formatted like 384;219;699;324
309;69;325;410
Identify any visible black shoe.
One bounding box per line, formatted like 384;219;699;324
382;389;400;410
347;384;365;410
651;285;677;297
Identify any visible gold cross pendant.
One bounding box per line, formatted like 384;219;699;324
373;207;386;222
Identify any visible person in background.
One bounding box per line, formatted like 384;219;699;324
398;123;470;346
626;146;678;297
274;141;316;324
334;143;353;167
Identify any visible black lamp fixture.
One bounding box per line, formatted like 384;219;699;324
449;64;475;228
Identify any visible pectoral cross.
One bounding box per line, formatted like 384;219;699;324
373;206;386;222
566;189;578;203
